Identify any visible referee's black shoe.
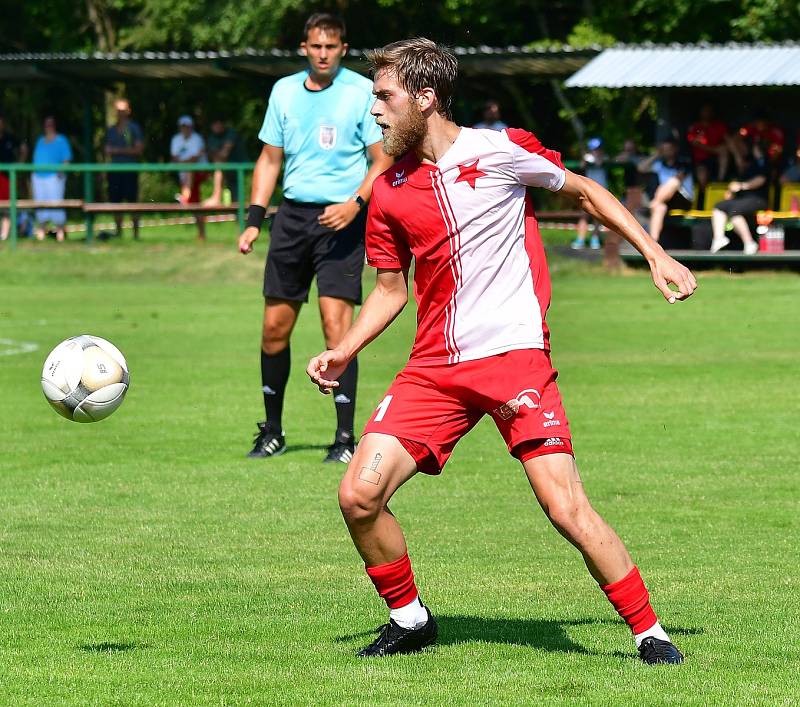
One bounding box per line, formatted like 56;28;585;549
323;430;355;464
247;422;286;458
357;608;438;658
638;637;684;665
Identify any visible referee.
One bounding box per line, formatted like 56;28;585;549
239;13;392;462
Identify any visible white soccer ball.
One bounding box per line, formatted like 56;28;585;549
41;335;130;423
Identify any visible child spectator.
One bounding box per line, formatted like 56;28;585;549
572;137;607;249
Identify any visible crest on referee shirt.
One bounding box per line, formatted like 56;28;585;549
319;125;337;150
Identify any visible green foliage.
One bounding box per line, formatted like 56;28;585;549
730;0;800;41
565;18;616;49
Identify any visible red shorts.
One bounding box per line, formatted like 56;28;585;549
0;173;9;201
185;172;209;203
362;348;572;474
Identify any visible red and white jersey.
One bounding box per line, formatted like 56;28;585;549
366;127;566;365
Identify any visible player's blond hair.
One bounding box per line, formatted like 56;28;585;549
366;38;458;119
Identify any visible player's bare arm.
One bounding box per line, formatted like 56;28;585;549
560;170;698;303
238;143;283;254
307;267;409;392
318;142;394;231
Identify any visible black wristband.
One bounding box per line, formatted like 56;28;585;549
246;204;267;230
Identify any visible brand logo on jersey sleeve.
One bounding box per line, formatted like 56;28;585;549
319;125;337;150
392;169;408;187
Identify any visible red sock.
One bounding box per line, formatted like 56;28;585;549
365;552;419;609
601;565;658;635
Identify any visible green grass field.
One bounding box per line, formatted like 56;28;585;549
1;226;798;705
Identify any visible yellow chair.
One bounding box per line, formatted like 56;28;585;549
779;182;800;213
701;182;731;212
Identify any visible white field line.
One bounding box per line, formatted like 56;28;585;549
0;338;40;356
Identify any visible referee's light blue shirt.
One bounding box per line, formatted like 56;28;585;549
259;67;382;204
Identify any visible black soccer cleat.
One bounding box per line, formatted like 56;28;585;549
323;430;356;464
638;636;684;665
357;608;438;657
247;422;287;458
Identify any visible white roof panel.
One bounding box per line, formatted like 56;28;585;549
565;44;800;88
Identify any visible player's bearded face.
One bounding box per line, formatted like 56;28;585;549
382;97;427;157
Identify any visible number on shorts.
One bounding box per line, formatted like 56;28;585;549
374;394;393;422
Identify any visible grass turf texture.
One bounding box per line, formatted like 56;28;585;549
1;225;798;705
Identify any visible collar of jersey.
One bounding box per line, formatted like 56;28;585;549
303;67;341;93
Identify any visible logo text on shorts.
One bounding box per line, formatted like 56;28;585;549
543;437;562;447
542;410;561;427
494;388;541;420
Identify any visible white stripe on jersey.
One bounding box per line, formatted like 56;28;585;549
430;169;463;363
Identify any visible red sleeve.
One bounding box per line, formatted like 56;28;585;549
505;127;566;191
365;186;412;270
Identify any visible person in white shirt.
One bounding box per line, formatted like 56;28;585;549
170;115;208;239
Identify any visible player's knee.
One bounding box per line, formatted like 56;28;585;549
261;326;290;355
546;497;594;541
338;481;381;525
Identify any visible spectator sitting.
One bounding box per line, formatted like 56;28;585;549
687;103;730;189
637;139;694;243
32;115;72;242
572;137;606;250
780;145;800;184
473;100;508;131
709;141;767;255
614;138;645;212
170;115;207;240
203;118;248;207
0;113;28;241
104;98;144;240
734;111;784;191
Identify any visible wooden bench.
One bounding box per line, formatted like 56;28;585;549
536;209;583;221
0;200;84;209
83;202;242;214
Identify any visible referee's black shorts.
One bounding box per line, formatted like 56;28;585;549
264;199;366;305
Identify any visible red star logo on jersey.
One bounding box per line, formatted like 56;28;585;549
455;159;487;189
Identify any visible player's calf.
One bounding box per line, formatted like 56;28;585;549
523;452;683;664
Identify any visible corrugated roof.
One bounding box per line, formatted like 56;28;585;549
565;43;800;88
0;46;600;82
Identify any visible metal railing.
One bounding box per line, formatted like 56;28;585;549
0;161;255;249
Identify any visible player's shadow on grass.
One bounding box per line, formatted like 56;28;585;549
338;616;704;657
338;616;604;655
78;642;143;654
285;443;329;454
436;615;598;654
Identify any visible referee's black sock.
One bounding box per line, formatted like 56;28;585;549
333;356;358;438
261;346;290;433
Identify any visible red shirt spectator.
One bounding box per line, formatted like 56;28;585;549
687;105;728;163
739;115;784;163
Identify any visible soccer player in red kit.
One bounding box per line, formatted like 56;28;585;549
307;39;697;663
